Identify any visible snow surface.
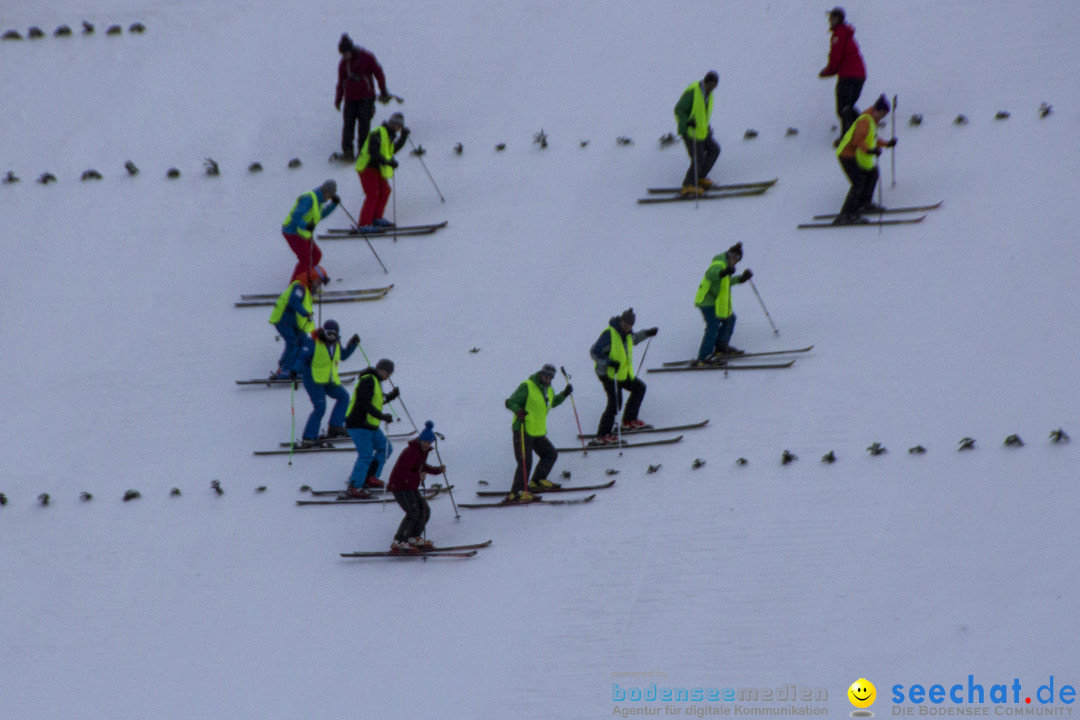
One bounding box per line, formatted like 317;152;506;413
2;1;1080;718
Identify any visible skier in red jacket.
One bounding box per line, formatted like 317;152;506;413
386;421;446;553
335;33;390;161
818;7;867;141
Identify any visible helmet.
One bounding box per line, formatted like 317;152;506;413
322;319;340;340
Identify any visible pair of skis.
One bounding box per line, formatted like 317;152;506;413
637;178;777;205
648;345;813;374
797;201;942;229
234;284;394;308
341;539;490;559
297;483;450;506
473;479;617;498
254;429;418;456
317;221;447;240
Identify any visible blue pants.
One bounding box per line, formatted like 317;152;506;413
275;320;305;373
697;308;737;361
348;427;392;488
301;375;350;440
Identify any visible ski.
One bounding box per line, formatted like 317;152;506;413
341;557;477;561
647;361;794;373
637;187;769;205
475;480;616;497
556;435;684;452
341;540;492;557
812;202;941;220
239;284;394;301
296;487;447;506
280;430;417;450
646;178;778;194
797;215;926;229
259;433;416;456
661;346;813;367
236;375;356;387
318;221;448;239
234;289;390;308
458;493;597;509
577;420;709;439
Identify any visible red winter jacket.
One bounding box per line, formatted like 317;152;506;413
335;47;388;105
820;23;866;79
387;438;444;492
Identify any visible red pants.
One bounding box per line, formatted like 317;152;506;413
358;169;392;226
284;232;322;283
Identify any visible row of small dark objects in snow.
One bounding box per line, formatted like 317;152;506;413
1;22;145;40
4;105;1058;187
4;430;1070;507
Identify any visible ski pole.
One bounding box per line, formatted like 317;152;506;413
289;377;298;465
386;379;419;435
337;203;389;274
391;172;398;243
692;134;700;210
560;366;587;455
890;94;898;188
518;425;529;496
432;438;460;519
408;136;445;204
635;336;652;377
748;279;780;336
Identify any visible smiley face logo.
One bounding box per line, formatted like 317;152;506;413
848;678;876;709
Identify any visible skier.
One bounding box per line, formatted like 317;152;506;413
674;70;721;197
589;308;659;445
296;319;361;448
282;180;340;283
342;358;399;499
834;93;896;224
692;243;754;367
818;7;867;142
334;33;390;162
504;363;573;502
267;267;328;380
386;421;446;553
354;112;409;231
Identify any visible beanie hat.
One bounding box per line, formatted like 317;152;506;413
620;307;636;326
727;242;744;260
388;112;405;127
873;94;891;114
828;7;845;22
322;319;340;338
419;420;436;444
320;179;337;198
539;363;557;378
376;358;395;375
338;34;354;54
704;70;719;84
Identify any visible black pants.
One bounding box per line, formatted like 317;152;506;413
682;134;721;186
839;157;879;217
393;490;430;541
596;376;647;437
342;98;376;156
510;428;558;493
835;77;865;136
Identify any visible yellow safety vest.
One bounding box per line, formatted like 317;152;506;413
283;191;322;239
347;372;384;429
694;255;733;318
600;326;635;381
268;281;315;332
682;82;714;141
355;126;394;179
836;113;879;170
521;379;555;437
310;340;341;385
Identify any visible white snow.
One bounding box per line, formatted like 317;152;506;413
2;1;1079;718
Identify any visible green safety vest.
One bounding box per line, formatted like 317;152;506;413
355;126;394;179
520;379;555;437
268;281;315;332
694;255;734;318
347;372;384;429
599;326;635;381
836;113;879;170
283;191;322;239
681;82;714;141
310;340;341;385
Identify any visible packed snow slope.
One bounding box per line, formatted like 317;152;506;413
2;1;1079;719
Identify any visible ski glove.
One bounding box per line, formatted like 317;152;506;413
515;409;528;420
378;93;392;104
739;269;753;282
384;387;401;402
348;333;360;347
400;127;410;140
563;383;573;396
379;412;394;423
644;327;659;337
720;266;736;278
388;158;399;169
886;138;897;147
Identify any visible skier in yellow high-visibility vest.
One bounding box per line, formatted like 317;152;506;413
674;70;721;197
